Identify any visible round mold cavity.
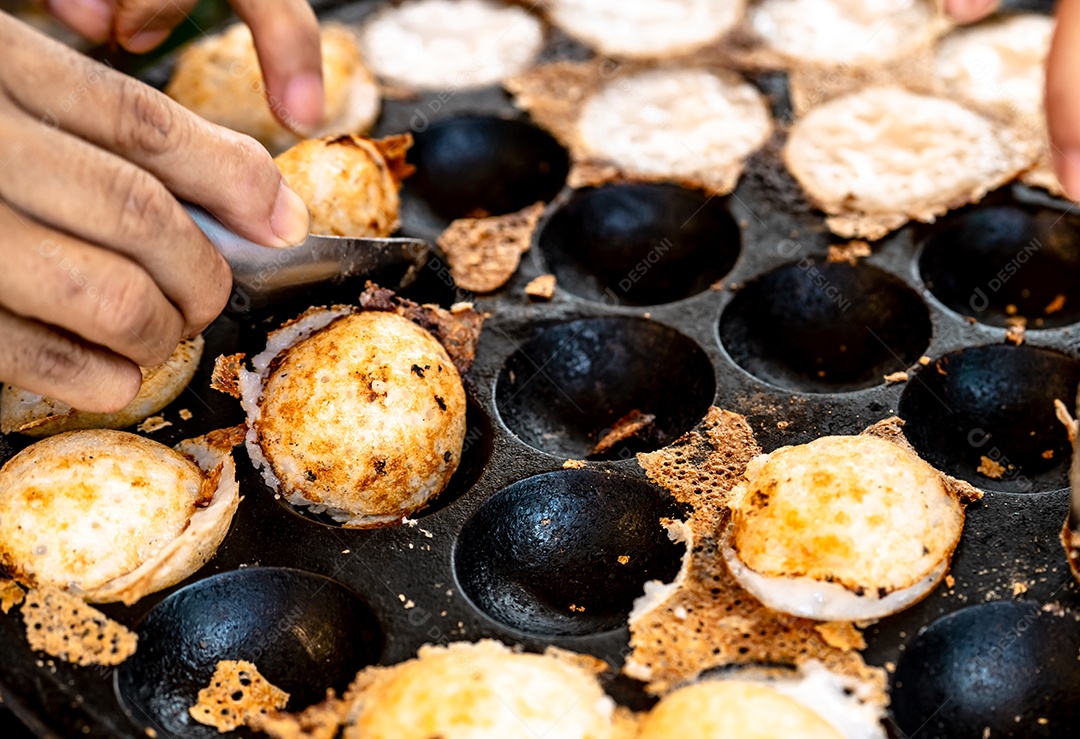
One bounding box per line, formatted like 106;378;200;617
718;260;932;392
919;205;1080;328
116;568;381;738
494;317;715;460
891;601;1080;738
454;469;686;636
898;344;1080;493
272;400;494;527
404;115;570;222
537;183;741;306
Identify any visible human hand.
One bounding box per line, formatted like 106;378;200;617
44;0;324;131
0;12;309;412
944;0;1080;199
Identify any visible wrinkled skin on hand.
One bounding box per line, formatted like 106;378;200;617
0;9;315;412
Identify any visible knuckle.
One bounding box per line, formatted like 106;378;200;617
110;167;174;244
217;132;279;216
114;77;185;158
23;335;91;388
95;265;171;347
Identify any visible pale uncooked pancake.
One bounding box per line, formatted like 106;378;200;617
934;14;1057;195
167;24;380;154
785;86;1029;238
935;13;1053;122
359;0;544;90
749;0;937;66
576;68;771;193
547;0;744;59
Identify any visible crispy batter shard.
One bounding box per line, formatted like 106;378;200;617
189;660;290;732
508;62;770;195
525;274;557;300
250;691;346;739
784;87;1035;240
0;578;24;614
589;410;660;459
359;283;486;374
211;353;246;399
22;587;137;666
437;202;544;293
628;407;887;696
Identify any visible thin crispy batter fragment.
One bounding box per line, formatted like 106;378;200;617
189;660;290;732
211;353;246;398
437;202;544;293
22;587;137;666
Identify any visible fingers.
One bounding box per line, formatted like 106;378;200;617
943;0;999;23
0;307;141;413
230;0;325;132
0;21;309;247
111;0;199;53
44;0;116;43
0;112;230;336
1047;0;1080;200
0;204;184;368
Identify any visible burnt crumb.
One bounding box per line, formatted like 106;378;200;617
411;364;426;378
434;395;447;411
305;470;317;482
374;459;387;475
443;451;452;462
588;409;663;459
360;282;486;374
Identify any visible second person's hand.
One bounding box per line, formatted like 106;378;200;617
45;0;325;132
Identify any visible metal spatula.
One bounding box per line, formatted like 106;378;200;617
183;203;431;314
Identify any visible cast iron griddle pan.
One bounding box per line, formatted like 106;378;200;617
2;0;1080;736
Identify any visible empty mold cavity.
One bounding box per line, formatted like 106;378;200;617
892;601;1080;738
454;469;685;636
495;317;715;459
537;183;741;306
116;568;381;738
275;401;494;527
403;115;569;222
899;344;1080;493
719;260;931;392
919;205;1080;328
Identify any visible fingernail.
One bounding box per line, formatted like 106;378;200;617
283;73;326;132
1052;148;1080;201
270;182;310;247
945;0;997;22
47;0;113;42
123;28;170;53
